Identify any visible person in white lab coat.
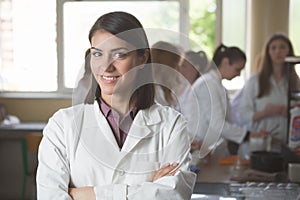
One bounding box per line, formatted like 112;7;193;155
186;44;259;160
179;50;208;85
72;48;97;105
178;50;208;152
239;33;299;151
151;41;185;111
36;11;196;200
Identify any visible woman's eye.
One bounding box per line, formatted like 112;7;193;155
113;52;127;59
92;51;102;57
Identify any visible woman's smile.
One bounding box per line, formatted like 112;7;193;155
100;75;121;83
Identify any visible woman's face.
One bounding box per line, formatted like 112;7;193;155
90;30;148;101
223;59;245;80
268;39;290;66
179;59;199;84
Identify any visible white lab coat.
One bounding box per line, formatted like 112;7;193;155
239;73;288;141
184;70;247;158
36;102;196;200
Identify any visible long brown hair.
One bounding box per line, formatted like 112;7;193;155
88;11;155;110
151;41;183;106
257;33;298;98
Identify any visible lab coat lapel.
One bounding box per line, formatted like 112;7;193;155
121;105;162;154
80;103;162;167
80;103;122;168
92;102;120;151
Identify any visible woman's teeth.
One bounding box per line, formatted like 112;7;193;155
102;76;115;81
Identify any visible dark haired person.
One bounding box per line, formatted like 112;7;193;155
179;50;208;84
151;41;184;109
36;11;195;200
186;44;261;161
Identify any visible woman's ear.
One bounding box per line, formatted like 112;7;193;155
220;57;230;67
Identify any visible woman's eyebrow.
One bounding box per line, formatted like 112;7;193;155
90;47;130;52
111;47;130;52
90;47;102;51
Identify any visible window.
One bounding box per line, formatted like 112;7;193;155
0;0;219;95
60;0;182;89
220;0;247;91
0;0;56;92
0;0;188;95
189;0;216;58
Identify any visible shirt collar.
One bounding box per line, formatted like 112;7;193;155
208;69;222;82
97;97;138;120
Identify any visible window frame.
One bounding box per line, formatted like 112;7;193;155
56;0;189;97
0;0;189;98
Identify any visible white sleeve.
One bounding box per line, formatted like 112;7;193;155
239;75;258;128
129;114;195;200
36;113;72;200
194;79;246;147
208;82;246;144
179;86;201;142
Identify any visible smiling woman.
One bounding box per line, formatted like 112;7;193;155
36;11;196;200
89;30;149;111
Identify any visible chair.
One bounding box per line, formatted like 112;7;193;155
21;132;43;200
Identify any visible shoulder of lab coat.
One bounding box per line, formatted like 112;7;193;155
37;102;196;200
36;104;85;200
190;70;247;144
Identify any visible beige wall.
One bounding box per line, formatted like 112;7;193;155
249;0;290;72
0;98;71;122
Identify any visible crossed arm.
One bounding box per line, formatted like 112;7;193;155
69;163;179;200
252;103;287;122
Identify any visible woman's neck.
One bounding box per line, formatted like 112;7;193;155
102;94;130;117
272;63;284;82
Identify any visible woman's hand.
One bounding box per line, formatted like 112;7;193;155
151;163;179;182
254;104;285;121
263;104;287;117
69;187;95;200
249;131;266;138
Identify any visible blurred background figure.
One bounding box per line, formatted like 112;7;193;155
179;50;208;84
73;48;97;105
187;44;260;164
151;41;185;110
239;33;299;152
178;50;208;151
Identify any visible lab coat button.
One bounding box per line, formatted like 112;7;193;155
119;169;125;176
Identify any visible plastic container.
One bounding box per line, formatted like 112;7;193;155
289;107;300;148
288;163;300;182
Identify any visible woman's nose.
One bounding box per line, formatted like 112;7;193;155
92;56;115;72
